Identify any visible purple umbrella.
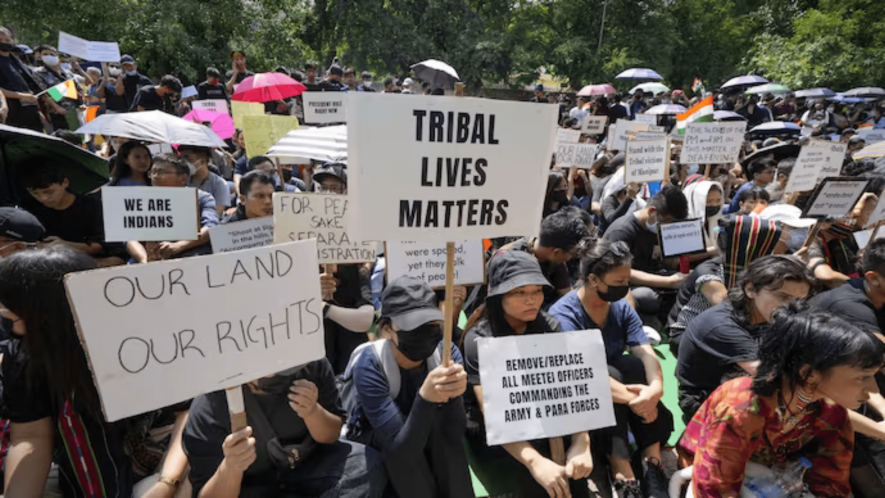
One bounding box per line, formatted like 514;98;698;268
721;75;769;89
794;88;835;99
615;68;663;81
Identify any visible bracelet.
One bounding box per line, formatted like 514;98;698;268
158;475;179;487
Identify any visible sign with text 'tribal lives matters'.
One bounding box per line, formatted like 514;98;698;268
64;240;325;421
680;121;746;164
347;94;558;242
478;330;616;446
385;240;485;288
102;186;199;242
303;92;347;124
273;193;377;264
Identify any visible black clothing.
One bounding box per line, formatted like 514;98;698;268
121;72;153;106
196;81;228;101
325;264;373;374
0;54;44;131
603;214;661;274
131;86;173;113
810;278;883;335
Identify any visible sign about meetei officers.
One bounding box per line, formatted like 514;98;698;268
346;94;559;242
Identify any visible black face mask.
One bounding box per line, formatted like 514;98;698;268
551;190;569;205
396;323;442;362
597;280;630;302
706;205;721;218
0;43;15;53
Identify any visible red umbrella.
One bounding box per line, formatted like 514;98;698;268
231;72;307;103
182;109;236;140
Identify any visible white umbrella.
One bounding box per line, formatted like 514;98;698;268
410;59;460;89
615;68;664;81
714;110;746;121
629;82;670;95
266;125;347;164
646;104;687;115
844;87;885;99
76;111;226;148
794;88;836;99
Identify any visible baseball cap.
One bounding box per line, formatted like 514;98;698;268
120;54;135;64
382;276;443;331
329;65;343;76
487;250;551;297
0;208;46;242
312;162;347;184
361;71;372;80
403;77;414;87
535;84;545;92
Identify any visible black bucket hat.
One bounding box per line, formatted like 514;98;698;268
381;276;444;331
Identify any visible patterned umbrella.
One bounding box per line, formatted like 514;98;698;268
231;72;307;103
615;68;663;81
577;84;616;96
267;125;348;163
721;75;769;89
182;110;236;140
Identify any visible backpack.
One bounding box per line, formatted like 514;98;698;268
338;339;443;436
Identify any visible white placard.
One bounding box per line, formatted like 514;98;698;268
634;132;667;141
385;240;485;288
659;219;706;257
858;128;885;145
635;114;657;125
303;92;347;124
556;128;581;145
273;193;376;263
785;140;847;194
192;99;230;115
210;217;274;253
556;143;598;169
609;119;651;151
478;330;616;446
679;121;746;164
625;138;669;183
58;31;121;62
347;94;558;243
853;228;885;249
102;187;199;242
581;115;608;135
803;178;870;219
865;196;885;227
64;240;325;421
181;86;198;99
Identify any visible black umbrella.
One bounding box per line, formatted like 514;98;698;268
0;123;109;204
741;141;800;168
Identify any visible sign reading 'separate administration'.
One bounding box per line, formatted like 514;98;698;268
680;121;746;164
64;240;325;422
347;94;558;242
273;193;377;264
385;240;485;288
102;186;199;242
478;330;616;446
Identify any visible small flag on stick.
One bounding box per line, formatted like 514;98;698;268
44;79;77;102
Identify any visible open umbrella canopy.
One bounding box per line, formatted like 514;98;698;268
794;88;836;99
749;121;801;133
854;141;885;160
741;141;800;167
844;87;885;99
231;72;307;103
267;125;347;164
829;93;866;104
615;68;663;81
745;83;790;95
721;75;769;89
629;82;669;95
714;110;746;121
76;111;227;148
410;59;460;89
577;83;616;96
0;123;109;201
646;104;687;115
182;110;235;140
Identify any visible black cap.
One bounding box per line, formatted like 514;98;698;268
313;163;347;184
382;276;443;331
0;208;45;242
329;65;344;76
120;54;135;64
487;250;551;297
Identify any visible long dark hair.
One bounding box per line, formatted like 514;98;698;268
727;254;811;327
0;246;102;416
544;170;567;217
109;141;152;186
753;303;885;397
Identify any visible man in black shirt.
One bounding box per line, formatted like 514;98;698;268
222;170;274;224
319;65;347;92
225;50;255;94
116;54;153;108
131;74;181;113
196;67;228;101
530;84;548;103
0;27;44;131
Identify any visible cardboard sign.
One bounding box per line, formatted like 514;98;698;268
679;122;745;164
477;330;616;446
209;217;274;253
231;100;265;129
609;119;651;151
303;92;347;124
635;114;657;125
659;219;706;258
785;140;847;194
242;115;299;157
581;115;608;135
102;187;199;242
273;193;376;264
802;177;870;219
58;31;120;62
556;128;581;145
858;128;885;145
556;143;598;169
347;94;558;243
853;228;885;250
634;131;667;141
625;138;669;183
64;239;325;421
192;99;230;115
385;240;485;288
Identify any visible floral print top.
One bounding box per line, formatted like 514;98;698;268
677;377;853;497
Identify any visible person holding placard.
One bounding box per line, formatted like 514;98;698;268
178;145;232;215
676;255;812;423
223;170;274;223
463;251;594;498
108;140;153;187
344;276;473;497
550;239;672;498
682;177;723;244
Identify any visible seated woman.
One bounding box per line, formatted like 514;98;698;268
681;177;722;260
108;140;153;186
549;239;673;498
676;255;812;423
463;250;593;498
0;246;190;497
677;304;885;497
346;275;473;497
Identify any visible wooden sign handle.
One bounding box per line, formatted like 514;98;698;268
801;219;824;250
549;437;566;465
274;158;285;190
226;386;247;432
871;220;884;242
662;139;671;185
442;242;455;365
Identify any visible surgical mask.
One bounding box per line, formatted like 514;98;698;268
109;68;121;77
42;56;59;67
646;220;658;233
687;164;699;176
395;323;442;362
597;281;629;302
0;43;16;53
705;205;721;218
126;70;137;77
61;63;72;71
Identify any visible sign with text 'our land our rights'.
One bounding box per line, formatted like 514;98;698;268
64;240;325;421
478;330;616;446
347;94;558;243
680;121;746;165
102;187;199;242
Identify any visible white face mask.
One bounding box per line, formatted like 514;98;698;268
109;68;121;77
42;55;59;67
126;70;137;77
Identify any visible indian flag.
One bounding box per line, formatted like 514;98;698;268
46;79;77;102
676;95;714;135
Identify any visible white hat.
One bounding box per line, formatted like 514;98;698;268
757;204;817;228
402;77;414;86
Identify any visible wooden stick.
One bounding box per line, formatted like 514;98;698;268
871;220;884;242
703;164;711;178
454;82;465;97
662;139;672;185
442;241;455;365
801;219;824;249
549;437;566;465
275;158;285;189
787;192;801;206
226;386;247;432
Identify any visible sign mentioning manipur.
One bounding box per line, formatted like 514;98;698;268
802;177;870;219
478;330;616;446
680;122;746;164
625;138;669;183
209;217;274;253
385;240;485;288
273;193;376;264
64;240;325;421
659;219;706;258
102;187;199;242
303;92;347;124
785;140;847;194
347;94;558;242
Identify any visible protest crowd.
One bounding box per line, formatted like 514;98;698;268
5;20;885;498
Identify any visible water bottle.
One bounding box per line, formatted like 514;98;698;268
746;457;812;498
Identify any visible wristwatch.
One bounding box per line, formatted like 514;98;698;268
158;475;179;487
